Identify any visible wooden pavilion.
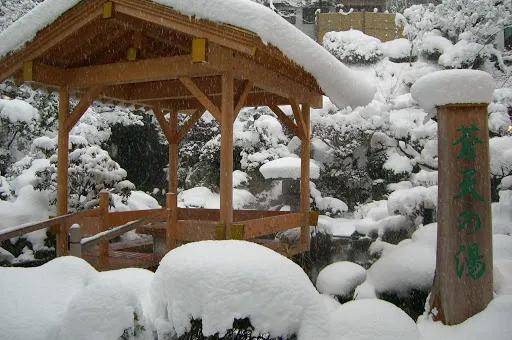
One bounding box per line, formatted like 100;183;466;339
0;0;324;270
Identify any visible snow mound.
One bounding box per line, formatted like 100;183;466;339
149;240;320;338
0;0;376;109
327;299;420;340
316;197;348;215
0;257;97;340
316;261;367;297
317;216;356;237
0;98;39;123
411;69;495;112
259;156;320;179
381;38;416;61
417;295;512;340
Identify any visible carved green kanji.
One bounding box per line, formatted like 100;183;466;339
455;168;483;201
454;243;486;279
457;210;482;234
452;124;483;161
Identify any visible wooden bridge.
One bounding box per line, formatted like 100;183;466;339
0;191;318;270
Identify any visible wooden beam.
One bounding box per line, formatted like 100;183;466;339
143;92;290;112
233;79;253;121
220;73;234;238
208;45;323;108
65;86;103;131
177;108;205;142
179;76;222;122
64;55;217;88
269;105;304;139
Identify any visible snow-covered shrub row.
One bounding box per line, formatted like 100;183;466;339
323;29;384;64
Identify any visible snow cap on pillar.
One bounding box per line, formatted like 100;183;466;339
411;69;495;113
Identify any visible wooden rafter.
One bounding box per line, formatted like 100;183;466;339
65;85;104;131
179;77;222;122
269;105;304;140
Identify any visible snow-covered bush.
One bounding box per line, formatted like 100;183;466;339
316;261;366;302
323;29;383;64
149;240;321;339
419;30;453;61
381;38;417;63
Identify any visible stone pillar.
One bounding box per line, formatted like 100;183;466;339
411;70;495;325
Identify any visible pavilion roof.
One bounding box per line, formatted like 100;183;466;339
0;0;375;111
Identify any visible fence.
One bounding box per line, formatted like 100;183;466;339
317;12;403;43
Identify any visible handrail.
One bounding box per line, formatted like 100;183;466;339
0;209;100;243
81;211;164;250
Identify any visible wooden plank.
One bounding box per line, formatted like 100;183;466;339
107;208;165;227
82;250;161;270
269;105;304;139
176;220;218;241
220;73;234;237
243;212;308;239
175;208;289;222
65;86;103;131
252;238;304;257
0;213;74;242
179;77;222;122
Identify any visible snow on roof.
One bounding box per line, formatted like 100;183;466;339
0;0;376;109
259;156;320;179
411;69;495;112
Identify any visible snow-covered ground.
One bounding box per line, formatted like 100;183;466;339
1;240;511;340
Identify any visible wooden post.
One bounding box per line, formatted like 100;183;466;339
98;190;110;269
56;87;70;256
69;224;82;258
169;110;178;193
166;193;178;251
430;103;493;325
220;73;234;238
300;103;311;250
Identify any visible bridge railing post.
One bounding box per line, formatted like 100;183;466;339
69;224;82;258
98;190;110;269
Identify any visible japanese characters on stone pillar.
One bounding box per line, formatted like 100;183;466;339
411;70;496;325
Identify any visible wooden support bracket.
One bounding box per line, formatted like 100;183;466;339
233;80;253;121
290;100;307;138
65;86;104;132
153;107;177;143
179;77;222;122
177;108;205;142
269;104;304;139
